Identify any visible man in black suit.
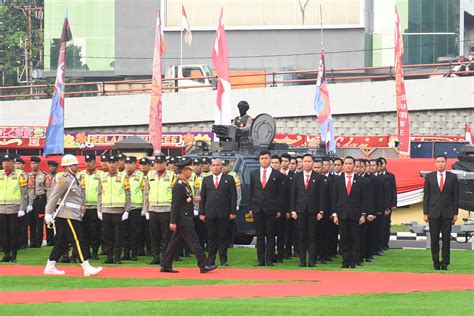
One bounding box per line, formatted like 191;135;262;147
423;154;459;270
290;153;324;267
317;158;333;264
378;157;397;250
333;156;367;268
199;158;237;266
249;150;284;266
280;153;295;259
271;154;286;263
160;158;217;274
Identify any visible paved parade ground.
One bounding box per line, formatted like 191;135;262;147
0;248;473;315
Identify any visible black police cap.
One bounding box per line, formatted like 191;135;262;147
2;154;13;161
30;156;41;163
139;157;151;165
155;154;166;163
84;154;96;162
125;156;137;163
100;155;109;162
47;160;59;167
177;157;192;168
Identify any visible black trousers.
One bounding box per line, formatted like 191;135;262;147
383;211;392;248
120;209;143;253
365;219;376;258
375;212;385;252
206;217;229;265
296;212;318;262
149;212;171;258
0;213;19;255
49;217;90;263
327;219;339;257
317;217;331;260
143;216;151;253
284;218;294;257
102;213;123;258
339;219;360;266
253;211;276;264
29;194;46;246
82;208;101;251
358;222;367;261
429;217;453;266
275;216;286;258
194;216;208;248
161;216;208;269
17;215;28;248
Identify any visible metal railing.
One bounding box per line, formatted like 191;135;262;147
0;61;473;100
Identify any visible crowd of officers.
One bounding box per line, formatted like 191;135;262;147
0;150;397;270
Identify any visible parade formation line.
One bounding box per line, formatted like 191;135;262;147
1;265;473;304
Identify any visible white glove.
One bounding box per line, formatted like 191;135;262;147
140;210;146;217
27;205;33;213
121;212;129;221
145;212;150;221
193;209;199;217
45;213;54;225
17;210;26;218
97;210;102;221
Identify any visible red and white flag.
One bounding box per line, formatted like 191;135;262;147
148;9;166;155
466;123;473;145
211;8;231;125
395;6;411;158
181;5;192;46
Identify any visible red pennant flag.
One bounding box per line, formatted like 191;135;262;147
466;123;473;145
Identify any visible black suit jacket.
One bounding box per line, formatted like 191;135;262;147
321;173;334;216
248;168;284;214
423;171;459;219
199;173;237;219
367;173;384;214
170;180;194;225
360;174;375;216
382;171;397;209
280;170;295;214
290;171;323;214
333;174;367;220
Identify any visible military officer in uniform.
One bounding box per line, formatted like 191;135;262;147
78;154;101;260
43;154;103;276
190;158;207;247
97;155;131;264
27;156;48;248
143;154;176;264
160;158;217;273
0;154;28;262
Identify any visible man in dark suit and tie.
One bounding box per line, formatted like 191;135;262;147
199;158;237;266
249;150;284;266
290;154;324;267
280;153;295;259
423;154;459;271
333;156;367;268
377;157;397;250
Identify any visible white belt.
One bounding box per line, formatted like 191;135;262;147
65;202;82;210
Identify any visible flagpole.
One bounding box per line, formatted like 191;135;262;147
180;3;183;66
319;4;323;50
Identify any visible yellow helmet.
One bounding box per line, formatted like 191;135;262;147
61;154;79;167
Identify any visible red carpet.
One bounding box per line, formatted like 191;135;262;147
0;265;473;304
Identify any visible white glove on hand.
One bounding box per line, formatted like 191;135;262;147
97;210;103;221
140;210;146;217
193;209;199;217
17;210;26;218
121;212;129;221
45;213;54;225
145;212;150;221
26;205;33;213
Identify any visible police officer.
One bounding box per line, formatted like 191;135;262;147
0;154;28;262
139;157;152;256
78;154;101;260
27;156;48;248
116;153;127;175
100;155;109;173
43;154;103;276
190;158;207;247
14;156;29;249
143;154;176;265
201;158;212;177
122;156;145;261
160;158;217;273
97;155;131;264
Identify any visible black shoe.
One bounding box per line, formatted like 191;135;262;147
130;251;138;261
356;261;363;266
320;259;328;264
256;262;265;267
341;264;350;269
137;249;146;256
441;265;448;271
149;256;161;265
2;254;11;262
350;263;356;269
298;261;307;267
91;248;99;260
146;249;152;256
58;255;70;263
114;258;122;264
365;258;373;263
104;256;114;264
308;261;316;268
200;264;217;273
160;267;179;273
10;257;17;263
375;252;383;256
266;261;274;266
220;261;228;266
175;256;183;261
121;251;131;261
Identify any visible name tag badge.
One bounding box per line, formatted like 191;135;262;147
163;178;170;182
150;178;155;182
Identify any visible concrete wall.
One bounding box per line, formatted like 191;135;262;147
1;76;472;135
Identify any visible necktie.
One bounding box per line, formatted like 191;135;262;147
305;174;310;190
215;176;219;189
346;175;352;195
439;173;444;192
262;169;267;189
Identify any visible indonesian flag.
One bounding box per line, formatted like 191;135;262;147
211;8;231;125
181;5;192;46
466;123;473;145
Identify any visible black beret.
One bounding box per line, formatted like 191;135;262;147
125;156;137;163
30;156;41;163
47;160;59;167
139;157;151;165
84;154;96;162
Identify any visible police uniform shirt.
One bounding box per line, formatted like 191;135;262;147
45;172;85;221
